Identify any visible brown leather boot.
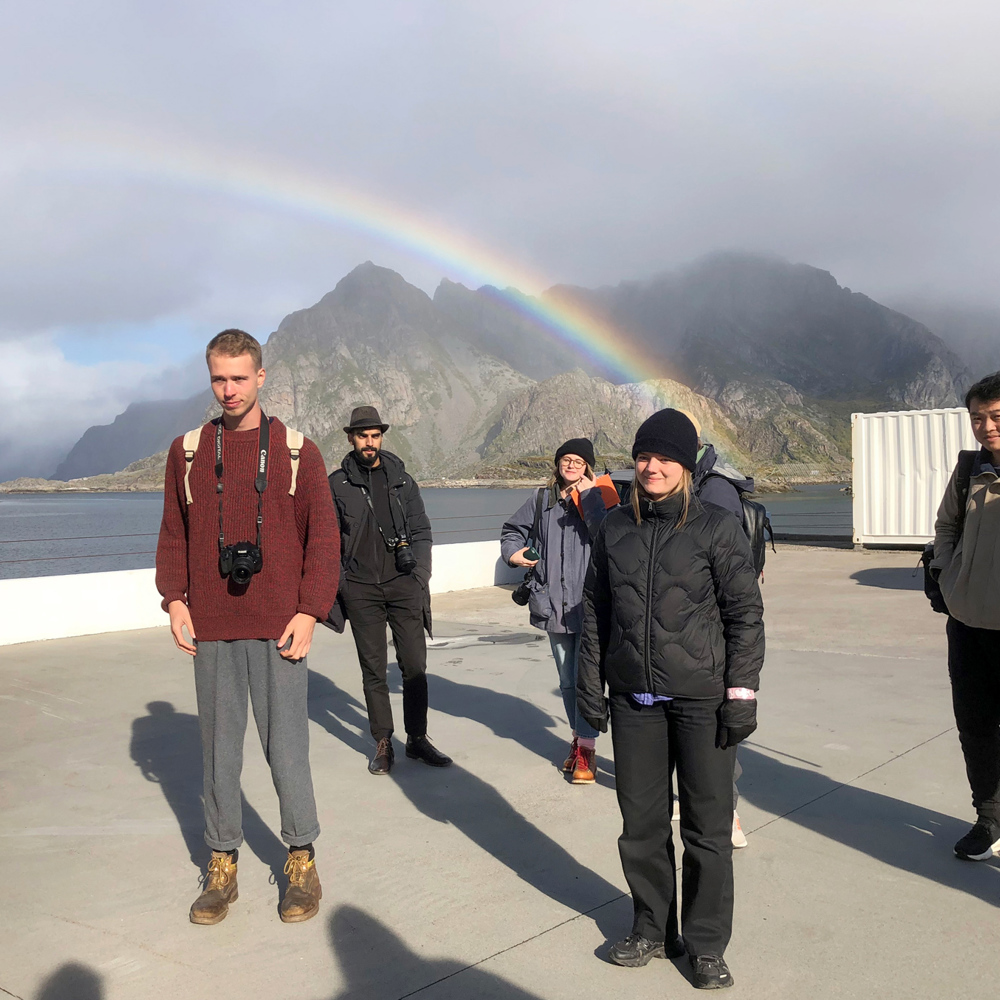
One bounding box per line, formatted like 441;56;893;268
190;851;238;925
571;745;597;784
280;850;322;923
561;737;579;773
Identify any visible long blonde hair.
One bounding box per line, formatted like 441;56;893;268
631;468;692;526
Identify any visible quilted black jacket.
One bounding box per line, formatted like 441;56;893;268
577;491;764;732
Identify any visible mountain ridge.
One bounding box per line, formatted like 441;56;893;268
29;252;974;490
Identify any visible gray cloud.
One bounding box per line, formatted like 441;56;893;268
2;1;1000;475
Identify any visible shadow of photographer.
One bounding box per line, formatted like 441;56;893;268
34;962;103;1000
321;904;549;999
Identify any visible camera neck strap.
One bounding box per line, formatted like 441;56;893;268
215;412;270;551
362;471;407;549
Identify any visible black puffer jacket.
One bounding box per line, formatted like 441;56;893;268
577;491;764;732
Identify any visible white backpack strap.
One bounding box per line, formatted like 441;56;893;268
286;427;305;495
181;428;203;505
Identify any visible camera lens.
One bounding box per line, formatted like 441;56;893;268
395;541;418;574
231;558;254;586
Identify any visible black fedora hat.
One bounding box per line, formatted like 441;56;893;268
343;405;389;434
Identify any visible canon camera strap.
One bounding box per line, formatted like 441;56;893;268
215;412;270;551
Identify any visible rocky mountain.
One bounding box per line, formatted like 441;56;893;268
257;262;535;477
544;253;969;408
479;370;750;473
40;252;972;489
888;298;1000;382
53;391;214;480
432;279;616;382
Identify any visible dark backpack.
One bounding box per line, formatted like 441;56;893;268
922;450;979;615
701;471;774;579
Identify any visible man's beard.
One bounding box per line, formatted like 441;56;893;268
355;446;380;468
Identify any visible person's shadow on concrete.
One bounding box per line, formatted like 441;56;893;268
420;673;616;786
322;904;549;999
129;701;288;884
850;567;923;590
739;745;1000;907
35;962;102;1000
307;670;625;936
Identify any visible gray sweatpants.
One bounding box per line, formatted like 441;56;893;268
193;639;320;851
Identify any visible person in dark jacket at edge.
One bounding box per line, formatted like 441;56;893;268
501;438;612;784
326;406;452;775
577;409;764;990
688;411;754;850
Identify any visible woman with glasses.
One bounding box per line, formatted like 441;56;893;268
501;438;612;783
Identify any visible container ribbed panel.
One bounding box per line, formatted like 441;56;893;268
852;408;977;545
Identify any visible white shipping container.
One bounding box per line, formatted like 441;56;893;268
852;408;978;546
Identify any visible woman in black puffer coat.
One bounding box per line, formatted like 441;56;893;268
577;409;764;990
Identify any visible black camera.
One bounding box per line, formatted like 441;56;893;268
394;540;418;575
219;542;263;586
511;570;533;605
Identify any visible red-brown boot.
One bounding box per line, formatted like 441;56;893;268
561;737;579;773
571;745;597;784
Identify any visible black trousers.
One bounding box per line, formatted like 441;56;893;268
947;617;1000;825
342;576;428;743
610;693;735;956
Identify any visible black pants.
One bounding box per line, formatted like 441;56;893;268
947;617;1000;825
610;693;735;956
342;576;428;743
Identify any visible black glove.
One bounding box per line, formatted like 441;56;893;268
716;698;757;749
579;696;610;734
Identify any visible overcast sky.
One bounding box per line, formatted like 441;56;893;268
2;1;1000;477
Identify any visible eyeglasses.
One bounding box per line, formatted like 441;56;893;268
559;458;587;469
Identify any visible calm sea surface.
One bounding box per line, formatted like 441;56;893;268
0;484;851;580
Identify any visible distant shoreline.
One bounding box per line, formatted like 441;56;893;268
0;474;848;495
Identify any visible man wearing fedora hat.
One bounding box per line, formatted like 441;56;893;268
326;406;452;774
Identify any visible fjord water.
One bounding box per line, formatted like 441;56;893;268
0;485;851;581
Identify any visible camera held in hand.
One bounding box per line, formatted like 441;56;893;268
394;540;418;575
219;541;263;586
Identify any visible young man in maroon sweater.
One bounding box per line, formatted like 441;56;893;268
156;329;340;925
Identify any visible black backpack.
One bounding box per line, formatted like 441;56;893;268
922;450;978;615
700;471;774;579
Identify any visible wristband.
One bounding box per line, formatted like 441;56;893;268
725;687;756;701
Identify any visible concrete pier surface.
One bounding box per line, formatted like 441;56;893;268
1;546;997;999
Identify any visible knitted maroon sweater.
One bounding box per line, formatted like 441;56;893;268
155;418;340;642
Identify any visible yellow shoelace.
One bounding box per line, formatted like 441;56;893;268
284;854;313;886
205;855;232;888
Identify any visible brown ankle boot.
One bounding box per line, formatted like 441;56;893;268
190;851;238;925
280;850;322;923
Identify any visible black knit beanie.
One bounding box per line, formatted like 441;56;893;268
631;409;698;471
554;437;596;469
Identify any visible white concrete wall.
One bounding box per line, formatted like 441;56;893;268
0;541;523;646
429;539;523;594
